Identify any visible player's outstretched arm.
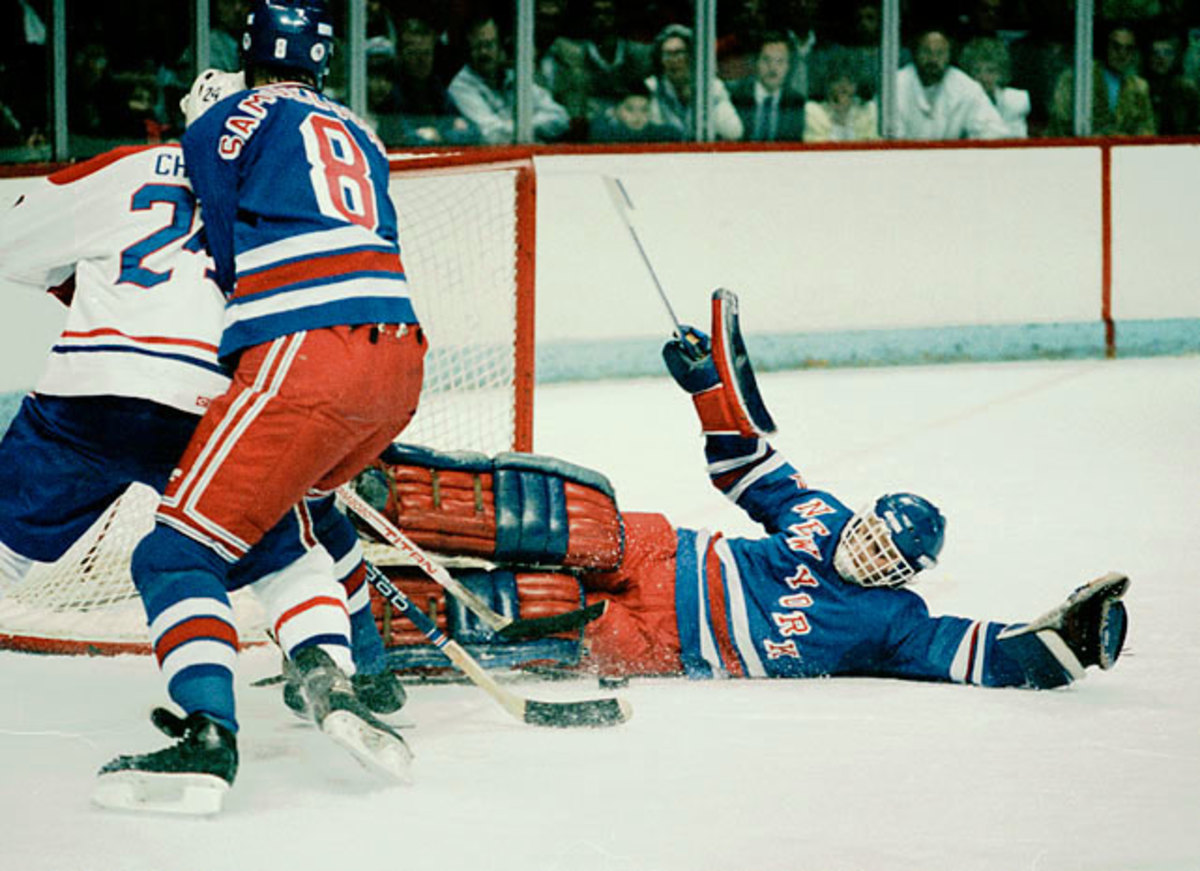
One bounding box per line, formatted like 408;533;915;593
661;289;775;439
997;572;1130;689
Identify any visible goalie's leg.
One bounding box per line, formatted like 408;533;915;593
997;573;1130;689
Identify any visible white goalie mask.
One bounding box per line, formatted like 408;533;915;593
180;68;247;127
832;493;946;588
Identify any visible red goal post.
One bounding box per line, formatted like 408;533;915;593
0;150;537;654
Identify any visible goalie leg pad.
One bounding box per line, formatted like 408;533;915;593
358;444;624;570
373;566;587;673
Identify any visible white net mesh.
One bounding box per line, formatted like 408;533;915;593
0;158;532;653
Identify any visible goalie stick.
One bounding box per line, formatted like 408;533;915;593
362;561;631;728
337;484;605;640
604;175;686;339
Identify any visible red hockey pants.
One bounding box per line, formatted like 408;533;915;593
158;323;425;561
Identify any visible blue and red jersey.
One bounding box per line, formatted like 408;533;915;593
182;82;418;359
674;435;1028;686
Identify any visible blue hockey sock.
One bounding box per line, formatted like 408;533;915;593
132;525;239;732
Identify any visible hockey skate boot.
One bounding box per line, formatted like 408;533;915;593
998;572;1130;688
93;708;238;816
291;646;413;781
281;657;407;717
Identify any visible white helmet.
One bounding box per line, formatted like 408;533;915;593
180;68;247;127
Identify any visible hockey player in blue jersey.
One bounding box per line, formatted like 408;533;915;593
95;0;425;811
357;290;1128;692
0;80;412;815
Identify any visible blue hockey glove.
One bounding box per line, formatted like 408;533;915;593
662;327;718;394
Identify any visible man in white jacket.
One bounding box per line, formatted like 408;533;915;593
895;27;1008;140
448;15;570;144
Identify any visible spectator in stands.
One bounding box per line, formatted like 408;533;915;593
207;0;247;71
70;43;164;145
448;14;570;144
1143;25;1200;134
718;0;771;82
366;0;401;58
803;48;879;141
1048;22;1156;136
895;27;1009;139
588;76;684;142
376;15;479;146
535;0;591;138
728;31;806;141
815;0;900;101
960;37;1031;136
575;0;654;117
0;0;48;151
646;24;744;140
771;0;825;99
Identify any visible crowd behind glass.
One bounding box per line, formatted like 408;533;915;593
2;0;1199;163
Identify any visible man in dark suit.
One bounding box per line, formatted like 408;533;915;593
728;31;807;141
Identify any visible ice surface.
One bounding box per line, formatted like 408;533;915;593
2;356;1198;871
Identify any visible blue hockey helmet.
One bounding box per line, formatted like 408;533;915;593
242;0;335;89
833;493;946;588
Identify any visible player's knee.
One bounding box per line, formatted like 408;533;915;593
131;526;228;597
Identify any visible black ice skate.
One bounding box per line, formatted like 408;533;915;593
92;708;238;816
282;655;407;718
291;646;413;781
999;572;1130;688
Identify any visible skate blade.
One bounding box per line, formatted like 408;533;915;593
92;770;228;816
321;710;414;783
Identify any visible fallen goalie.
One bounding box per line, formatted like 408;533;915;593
352;290;1129;691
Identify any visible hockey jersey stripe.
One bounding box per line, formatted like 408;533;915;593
224;277;414;325
233;248;404;300
236;224;397;272
50;343;228;376
706;439;769;476
676;528;721;678
713;537;769;677
703;535;746;678
950;620;984;684
59;327;218;354
724;452;788;504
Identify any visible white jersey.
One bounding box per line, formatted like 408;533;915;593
0;145;229;414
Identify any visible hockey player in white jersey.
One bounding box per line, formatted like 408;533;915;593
0;76;408;814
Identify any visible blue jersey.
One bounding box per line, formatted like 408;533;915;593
181;82;417;358
675;435;1027;686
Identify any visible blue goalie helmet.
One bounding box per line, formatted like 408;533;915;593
833;493;946;588
242;0;335;89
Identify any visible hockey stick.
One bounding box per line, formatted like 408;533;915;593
362;560;631;728
337;484;606;641
603;176;687;339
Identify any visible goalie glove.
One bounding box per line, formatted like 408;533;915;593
997;572;1129;689
661;288;776;437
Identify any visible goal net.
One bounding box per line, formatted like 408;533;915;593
0;152;536;654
